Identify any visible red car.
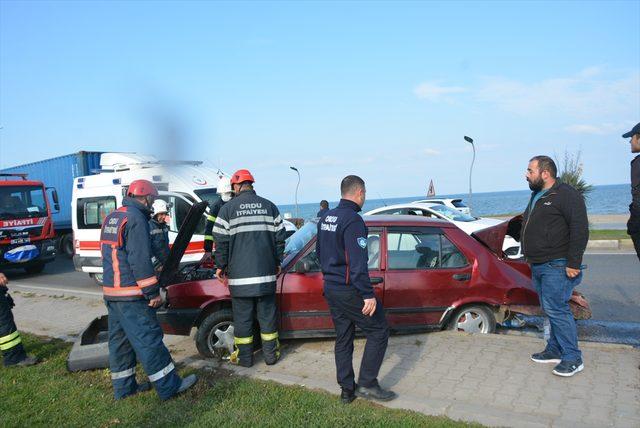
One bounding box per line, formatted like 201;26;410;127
157;203;542;359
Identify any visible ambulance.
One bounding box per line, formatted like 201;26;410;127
72;153;225;285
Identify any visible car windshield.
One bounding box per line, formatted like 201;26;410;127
193;188;221;210
0;185;48;220
452;199;468;208
284;220;318;256
428;204;476;222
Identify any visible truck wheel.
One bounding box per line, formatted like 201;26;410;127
24;263;45;275
90;273;104;286
60;234;74;258
195;309;235;359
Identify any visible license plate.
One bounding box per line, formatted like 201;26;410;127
10;238;30;245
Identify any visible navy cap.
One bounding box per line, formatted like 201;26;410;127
622;122;640;138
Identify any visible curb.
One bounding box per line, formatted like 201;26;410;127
587;239;619;249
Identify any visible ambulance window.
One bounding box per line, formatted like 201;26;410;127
78;197;117;229
171;197;206;235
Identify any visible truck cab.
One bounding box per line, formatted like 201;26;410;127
0;173;59;273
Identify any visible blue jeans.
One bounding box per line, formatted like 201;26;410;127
531;259;582;362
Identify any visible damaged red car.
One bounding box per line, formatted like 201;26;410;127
157;203;561;360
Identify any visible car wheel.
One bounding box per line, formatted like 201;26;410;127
24;263;45;275
90;273;104;286
196;309;235;359
448;305;496;334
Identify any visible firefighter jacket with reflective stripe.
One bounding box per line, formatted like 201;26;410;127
316;199;375;299
203;198;226;253
149;218;170;267
212;190;287;297
101;197;159;301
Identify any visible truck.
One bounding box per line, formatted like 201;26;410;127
0;173;60;273
0;152;104;258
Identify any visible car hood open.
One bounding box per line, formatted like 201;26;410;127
471;215;523;257
158;201;208;288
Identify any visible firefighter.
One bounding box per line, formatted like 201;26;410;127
101;179;197;400
212;169;287;367
0;272;38;367
149;199;171;270
202;176;234;265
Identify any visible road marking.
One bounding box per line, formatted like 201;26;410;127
585;252;638;255
11;284;102;297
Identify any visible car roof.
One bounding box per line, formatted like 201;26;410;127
365;202;441;214
414;198;460;203
363;214;454;228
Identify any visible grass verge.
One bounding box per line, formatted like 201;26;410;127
589;229;629;240
1;334;479;427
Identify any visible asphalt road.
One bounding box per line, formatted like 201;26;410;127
3;253;638;322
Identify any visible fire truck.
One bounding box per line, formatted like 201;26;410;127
0;173;59;273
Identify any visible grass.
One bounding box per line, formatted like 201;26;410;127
589;229;630;240
0;335;478;428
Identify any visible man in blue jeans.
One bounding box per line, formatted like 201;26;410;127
521;156;589;377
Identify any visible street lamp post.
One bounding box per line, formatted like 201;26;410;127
290;166;300;219
464;136;475;210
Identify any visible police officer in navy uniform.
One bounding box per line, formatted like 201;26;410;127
101;179;197;400
0;272;38;367
622;122;640;261
316;175;396;403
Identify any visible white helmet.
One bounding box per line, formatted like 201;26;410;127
217;176;232;195
152;199;169;215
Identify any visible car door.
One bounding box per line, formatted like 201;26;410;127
279;229;385;335
383;226;472;329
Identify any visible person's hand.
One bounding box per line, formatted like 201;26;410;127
216;269;225;281
362;298;377;316
0;273;7;287
148;295;163;308
566;267;581;278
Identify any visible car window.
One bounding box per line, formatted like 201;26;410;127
374;208;405;215
387;231;467;270
451;199;468;208
367;232;381;270
428;204;476;222
77;196;117;229
296;248;322;273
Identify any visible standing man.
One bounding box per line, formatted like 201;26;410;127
316;175;395;403
149;199;171;270
622;122;640;261
0;272;38;367
522;156;589;377
213;169;286;367
202;176;234;264
101;179;196;400
317;200;330;218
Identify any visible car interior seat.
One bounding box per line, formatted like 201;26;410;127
415;244;439;268
367;235;380;269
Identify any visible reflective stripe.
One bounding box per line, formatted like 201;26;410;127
234;336;253;345
229;215;275;227
103;286;144;297
212;226;228;235
260;332;279;341
111;367;136;380
148;362;175;382
150;229;164;235
214;217;229;229
274;215;282;224
0;330;20;344
228;275;277;286
228;224;278;235
207;215;216;222
112;247;121;288
0;336;22;351
204;235;214;241
136;276;158;288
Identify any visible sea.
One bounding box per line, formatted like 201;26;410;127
277;184;630;221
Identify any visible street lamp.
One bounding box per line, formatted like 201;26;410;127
290;166;300;219
464;136;475;210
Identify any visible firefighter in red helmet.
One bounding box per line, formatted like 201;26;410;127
213;169;287;367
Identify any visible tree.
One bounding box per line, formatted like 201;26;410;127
557;150;593;198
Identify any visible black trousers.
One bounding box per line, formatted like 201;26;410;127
631;232;640;262
323;285;389;390
0;287;27;366
232;294;278;366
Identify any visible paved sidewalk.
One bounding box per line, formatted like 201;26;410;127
11;290;640;428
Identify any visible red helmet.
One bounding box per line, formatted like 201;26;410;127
127;179;159;197
230;169;255;185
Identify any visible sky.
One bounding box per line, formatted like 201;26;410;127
0;0;639;205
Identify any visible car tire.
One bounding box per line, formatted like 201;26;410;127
24;262;45;275
195;309;235;359
90;273;104;287
448;305;496;334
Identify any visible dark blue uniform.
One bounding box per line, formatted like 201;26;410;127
149;218;170;268
0;284;27;366
316;199;389;392
100;197;182;400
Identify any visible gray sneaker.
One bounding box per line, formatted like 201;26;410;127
176;374;198;395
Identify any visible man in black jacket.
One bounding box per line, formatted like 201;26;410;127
522;156;588;377
622;122;640;261
213;169;287;367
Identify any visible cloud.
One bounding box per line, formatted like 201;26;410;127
414;81;466;101
423;148;441;156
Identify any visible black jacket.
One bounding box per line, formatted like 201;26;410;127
203;198;226;253
628;155;640;234
149;218;170;267
520;181;589;269
316;199;374;299
212;190;287;297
